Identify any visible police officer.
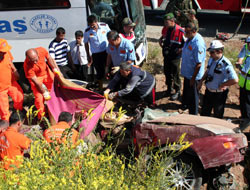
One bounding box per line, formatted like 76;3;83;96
159;13;185;100
105;30;136;76
181;22;206;115
237;36;250;119
84;15;110;89
198;40;238;118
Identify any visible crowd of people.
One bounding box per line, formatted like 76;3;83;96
0;11;250;171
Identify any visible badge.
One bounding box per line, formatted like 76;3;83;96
120;50;126;54
90;33;94;37
217;64;222;69
110;47;114;51
129;49;133;53
102;31;106;34
188;45;192;50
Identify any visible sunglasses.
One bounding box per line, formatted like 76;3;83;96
209;51;215;54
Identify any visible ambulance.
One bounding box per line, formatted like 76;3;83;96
0;0;147;65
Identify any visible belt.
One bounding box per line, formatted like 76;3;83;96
207;88;225;93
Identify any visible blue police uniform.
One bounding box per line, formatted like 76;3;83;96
84;22;110;80
201;56;238;118
84;22;110;53
181;33;206;80
106;37;136;67
181;33;206;115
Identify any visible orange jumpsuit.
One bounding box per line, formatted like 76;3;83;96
0;127;31;170
0;52;23;121
23;47;54;118
43;121;78;145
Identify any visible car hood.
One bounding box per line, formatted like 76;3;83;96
147;114;237;135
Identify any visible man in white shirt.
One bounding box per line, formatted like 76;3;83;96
69;30;89;81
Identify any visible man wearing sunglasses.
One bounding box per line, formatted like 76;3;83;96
237;36;250;119
198;40;238;118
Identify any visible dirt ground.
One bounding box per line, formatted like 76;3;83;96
145;24;248;189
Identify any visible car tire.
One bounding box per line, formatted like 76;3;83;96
170;154;203;190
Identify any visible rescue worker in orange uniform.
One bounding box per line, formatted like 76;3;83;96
0;111;31;170
24;47;60;119
0;39;24;121
43;111;78;144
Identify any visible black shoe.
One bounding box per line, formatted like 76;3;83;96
181;104;188;110
170;91;180;101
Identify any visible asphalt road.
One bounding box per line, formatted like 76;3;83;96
144;9;250;39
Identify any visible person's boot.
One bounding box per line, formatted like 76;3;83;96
170;90;180;101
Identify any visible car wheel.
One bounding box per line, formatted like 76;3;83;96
165;155;203;190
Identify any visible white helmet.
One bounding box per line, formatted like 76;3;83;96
207;40;224;51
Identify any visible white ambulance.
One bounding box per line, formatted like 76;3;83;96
0;0;147;65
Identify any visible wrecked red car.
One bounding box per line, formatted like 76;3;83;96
133;114;248;189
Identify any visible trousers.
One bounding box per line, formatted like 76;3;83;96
0;81;23;121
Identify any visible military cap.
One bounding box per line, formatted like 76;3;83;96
122;17;136;27
164;13;175;20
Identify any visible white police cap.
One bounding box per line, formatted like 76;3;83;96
207;40;224;51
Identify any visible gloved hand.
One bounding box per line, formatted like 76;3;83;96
111;66;120;75
53;68;60;75
108;92;117;100
43;91;51;101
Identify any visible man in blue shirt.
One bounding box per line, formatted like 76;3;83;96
198;40;238;118
181;22;206;115
84;15;110;89
105;30;136;76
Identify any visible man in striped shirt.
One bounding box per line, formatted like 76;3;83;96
49;27;75;79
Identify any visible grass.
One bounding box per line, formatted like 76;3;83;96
142;42;163;75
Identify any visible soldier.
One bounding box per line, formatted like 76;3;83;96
188;9;199;31
159;13;185;100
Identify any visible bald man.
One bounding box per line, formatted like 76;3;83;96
24;47;60;119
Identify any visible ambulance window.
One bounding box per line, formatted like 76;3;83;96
0;0;70;10
87;0;124;31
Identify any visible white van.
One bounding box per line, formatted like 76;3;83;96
0;0;147;65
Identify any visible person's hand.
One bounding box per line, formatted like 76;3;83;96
235;62;242;70
87;62;92;67
108;92;117;100
53;68;60;75
87;56;93;65
43;91;51;101
104;89;110;99
197;81;202;91
111;67;119;75
219;83;227;91
190;78;195;87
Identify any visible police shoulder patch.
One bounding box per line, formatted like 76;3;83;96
222;60;228;66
